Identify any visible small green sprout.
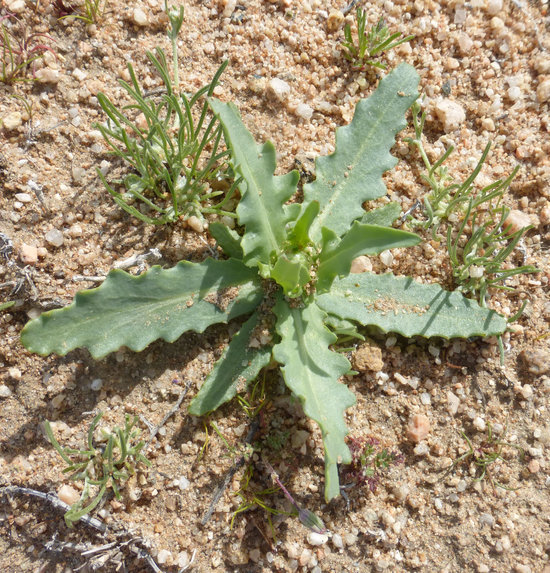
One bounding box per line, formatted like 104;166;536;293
341;436;403;493
94;2;235;226
341;8;414;70
56;0;108;25
442;422;525;491
0;14;57;84
44;412;151;527
231;464;286;536
405;101;538;307
447;193;537;306
0;300;16;311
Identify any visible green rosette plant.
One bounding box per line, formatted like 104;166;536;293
21;64;507;500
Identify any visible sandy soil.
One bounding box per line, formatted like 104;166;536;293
1;0;549;572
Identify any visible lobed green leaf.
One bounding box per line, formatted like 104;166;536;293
209;99;299;267
316;272;508;339
303;63;419;242
189;312;272;415
360;202;402;227
272;297;356;501
317;223;420;293
21;259;263;359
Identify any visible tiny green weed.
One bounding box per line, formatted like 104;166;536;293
442;422;525;491
45;412;151;527
0;14;56;84
231;464;285;535
341;436;403;493
94;2;235;226
232;461;326;537
55;0;108;25
341;7;414;71
405;101;538;307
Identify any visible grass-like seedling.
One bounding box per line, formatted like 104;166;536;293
341;8;414;70
341;436;403;493
23;64;510;501
44;412;151;527
55;0;108;25
447;195;537;306
405;102;538;306
0;14;56;84
94;3;235;226
442;422;525;491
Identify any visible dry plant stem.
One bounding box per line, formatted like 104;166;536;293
144;381;191;451
0;485;167;573
201;419;260;525
0;485;106;532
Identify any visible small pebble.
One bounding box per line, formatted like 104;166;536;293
507;86;522;102
68;224;83;238
534;55;550;75
434;99;466;133
222;0;237;18
344;532;358;546
481;118;495;131
90;378;103;391
295;103;314;121
457;33;473;54
299;548;312;567
2;111;22;130
326;9;344;32
45;229;64;247
473;416;486;432
34;68;60;84
133;7;148;26
447;391;460;415
515;566;531;573
479;513;495;527
332;533;343;549
177;552;190;568
379;250;393;267
6;0;25;13
353;341;384;372
72;166;86;184
518;348;549;375
20;243;38;266
528;459;540;474
176;476;190;490
407;414;430;443
8;367;21;380
504;209;531;234
267;78;291;102
536;79;550;103
57;484;80;505
457;479;468;493
413;442;429;456
307;532;328;546
187;215;204;233
15;193;32;203
528;447;542;458
156;550;172;565
350;255;372;273
51;393;66;408
420;392;431;405
0;385;12;398
486;0;502;15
